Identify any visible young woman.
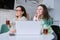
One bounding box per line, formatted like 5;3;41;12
33;4;53;26
10;6;30;34
15;6;28;21
33;4;53;34
0;6;30;34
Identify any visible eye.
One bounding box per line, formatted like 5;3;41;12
16;10;22;11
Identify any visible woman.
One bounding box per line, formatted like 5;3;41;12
0;6;29;34
33;4;53;34
33;4;53;26
15;6;28;21
10;6;30;34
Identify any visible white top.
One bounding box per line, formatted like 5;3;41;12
33;16;44;25
11;16;27;22
33;16;43;21
10;16;27;31
16;16;27;21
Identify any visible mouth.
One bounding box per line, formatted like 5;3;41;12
16;16;19;18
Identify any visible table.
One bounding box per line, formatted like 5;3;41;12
0;21;54;40
0;32;54;40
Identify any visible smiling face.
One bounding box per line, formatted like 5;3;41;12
36;6;44;16
35;4;50;20
16;7;24;17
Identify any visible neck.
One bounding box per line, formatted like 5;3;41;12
38;15;43;19
16;16;22;21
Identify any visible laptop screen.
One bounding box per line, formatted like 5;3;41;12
16;21;42;35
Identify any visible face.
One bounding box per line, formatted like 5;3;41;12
16;7;24;17
36;6;44;16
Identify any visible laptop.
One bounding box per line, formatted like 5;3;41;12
16;21;42;35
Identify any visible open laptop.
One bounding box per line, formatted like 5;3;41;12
16;21;42;35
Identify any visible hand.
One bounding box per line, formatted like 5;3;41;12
10;30;16;33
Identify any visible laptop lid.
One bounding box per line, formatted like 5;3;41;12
16;21;42;34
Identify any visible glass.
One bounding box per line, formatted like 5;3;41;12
42;24;48;35
9;30;16;36
43;28;48;34
6;20;10;25
9;22;16;36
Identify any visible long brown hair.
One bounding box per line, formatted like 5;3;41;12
38;4;50;20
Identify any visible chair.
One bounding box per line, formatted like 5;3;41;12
0;24;9;34
51;25;60;40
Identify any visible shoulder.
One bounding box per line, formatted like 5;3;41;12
44;18;53;21
43;18;53;23
48;18;53;21
1;24;7;27
47;18;53;24
20;16;27;21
